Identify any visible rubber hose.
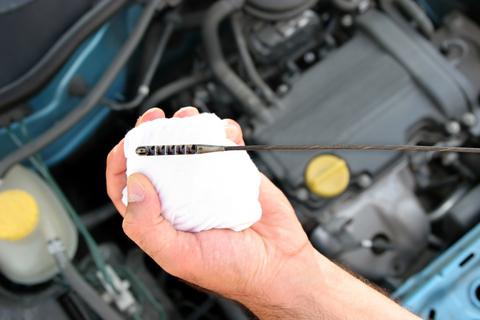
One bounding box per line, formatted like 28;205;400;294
142;73;210;111
380;0;434;37
202;0;269;122
0;0;162;176
109;17;177;111
244;0;317;21
231;13;277;106
396;0;434;37
0;0;128;111
61;260;123;320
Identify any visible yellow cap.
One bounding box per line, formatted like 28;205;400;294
0;190;39;241
304;154;350;198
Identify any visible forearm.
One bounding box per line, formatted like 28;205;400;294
239;247;419;320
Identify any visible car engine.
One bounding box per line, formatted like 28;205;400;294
1;0;480;319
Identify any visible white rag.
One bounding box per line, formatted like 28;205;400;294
122;113;262;232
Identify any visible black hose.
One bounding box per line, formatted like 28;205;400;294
142;73;210;110
108;15;177;111
0;0;162;176
231;13;277;106
202;0;270;122
60;260;123;320
379;0;434;37
82;204;117;229
0;0;128;111
244;0;317;21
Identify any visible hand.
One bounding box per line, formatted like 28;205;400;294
107;107;419;319
106;107;313;300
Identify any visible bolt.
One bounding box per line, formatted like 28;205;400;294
358;0;370;13
296;188;309;201
357;173;372;188
462;112;477;127
341;15;353;27
277;84;289;95
304;52;316;64
445;121;461;135
442;152;458;165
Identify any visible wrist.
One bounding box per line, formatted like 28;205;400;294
237;246;419;320
237;245;327;319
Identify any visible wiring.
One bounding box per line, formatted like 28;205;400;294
202;0;270;122
108;14;178;111
416;0;439;24
6;126;115;289
231;13;278;106
0;0;128;111
379;0;434;37
118;266;167;319
0;0;162;177
8;123;167;320
143;73;210;110
54;254;124;320
244;0;317;21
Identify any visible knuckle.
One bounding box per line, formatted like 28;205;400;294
106;183;113;199
121;217;138;239
225;119;242;133
106;148;115;165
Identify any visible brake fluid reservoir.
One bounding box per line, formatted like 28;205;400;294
0;165;77;285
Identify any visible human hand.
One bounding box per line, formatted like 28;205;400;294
107;107;419;320
106;107;315;302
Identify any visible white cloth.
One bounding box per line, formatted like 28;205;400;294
122;113;262;232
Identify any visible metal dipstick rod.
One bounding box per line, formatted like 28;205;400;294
135;144;480;156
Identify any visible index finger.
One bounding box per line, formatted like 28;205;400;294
106;108;166;216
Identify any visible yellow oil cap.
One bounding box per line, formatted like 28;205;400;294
0;190;39;241
304;154;350;198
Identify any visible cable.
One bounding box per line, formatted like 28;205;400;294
108;15;177;111
379;0;434;37
416;0;439;24
10;123;165;320
202;0;270;122
7;126;114;289
0;0;161;177
119;267;167;319
81;204;117;229
244;0;317;21
231;13;278;106
0;0;128;111
53;252;123;320
58;292;94;320
142;73;210;110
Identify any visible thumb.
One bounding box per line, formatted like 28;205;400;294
122;173;185;274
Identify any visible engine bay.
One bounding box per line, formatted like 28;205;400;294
1;0;480;319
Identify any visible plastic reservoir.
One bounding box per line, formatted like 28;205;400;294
0;165;77;285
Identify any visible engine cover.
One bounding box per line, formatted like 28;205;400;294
252;10;477;191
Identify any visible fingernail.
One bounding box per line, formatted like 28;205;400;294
127;175;145;203
225;122;236;132
175;106;198;117
145;107;163;117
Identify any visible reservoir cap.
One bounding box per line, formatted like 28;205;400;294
305;154;350;198
0;190;39;241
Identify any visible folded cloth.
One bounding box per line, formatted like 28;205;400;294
122;113;262;232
